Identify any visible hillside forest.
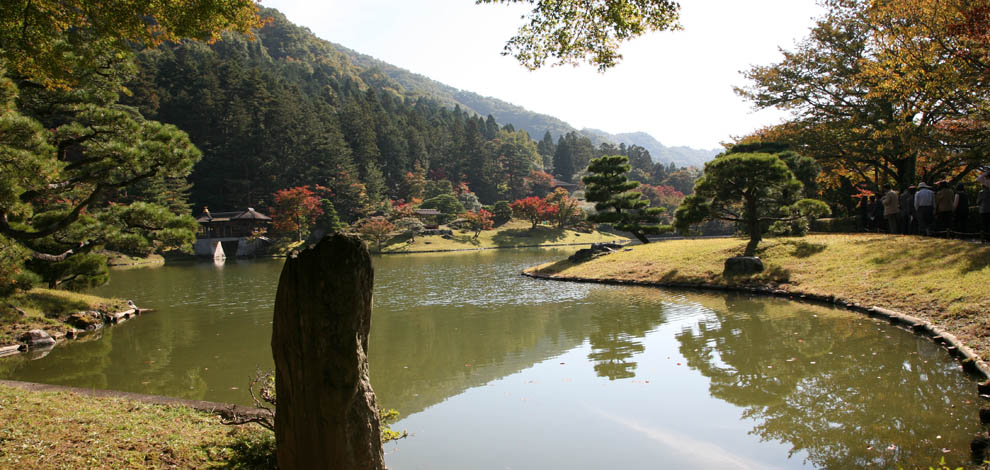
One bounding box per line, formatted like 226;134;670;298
5;0;989;294
122;8;699;222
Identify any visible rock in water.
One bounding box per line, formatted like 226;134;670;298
272;234;384;470
19;329;56;348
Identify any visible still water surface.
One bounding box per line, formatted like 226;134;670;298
0;249;984;469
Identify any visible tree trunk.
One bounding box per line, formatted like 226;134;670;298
895;156;916;191
632;231;651;244
744;234;761;257
271;234;384;470
744;195;761;256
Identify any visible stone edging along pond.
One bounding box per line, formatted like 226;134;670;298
521;270;990;396
0;306;152;358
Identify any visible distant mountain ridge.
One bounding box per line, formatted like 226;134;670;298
331;42;719;168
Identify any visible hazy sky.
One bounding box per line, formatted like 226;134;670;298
260;0;825;150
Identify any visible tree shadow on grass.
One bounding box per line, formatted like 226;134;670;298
848;236;990;275
204;429;276;469
659;269;716;284
451;233;480;246
491;227;568;246
781;240;827;258
530;259;574;274
759;265;792;283
964;246;990;274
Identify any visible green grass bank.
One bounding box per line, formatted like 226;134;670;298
526;233;990;361
380;219;627;253
0;384;272;469
0;289;131;347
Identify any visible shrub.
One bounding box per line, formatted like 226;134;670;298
492;201;513;226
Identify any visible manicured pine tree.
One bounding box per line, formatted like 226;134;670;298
583;155;668;244
674;152;829;256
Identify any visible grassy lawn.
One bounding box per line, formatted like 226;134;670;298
528;233;990;360
0;289;130;346
103;251;165;268
381;219;628;253
0;384;273;469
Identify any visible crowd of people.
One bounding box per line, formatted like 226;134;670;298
857;171;990;242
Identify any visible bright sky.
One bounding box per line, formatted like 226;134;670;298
260;0;825;150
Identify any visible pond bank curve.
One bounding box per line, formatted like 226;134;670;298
521;269;990;386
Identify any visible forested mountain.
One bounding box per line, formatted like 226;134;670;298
335;43;579;144
611;132;719;168
123;8;699;220
331;31;715;167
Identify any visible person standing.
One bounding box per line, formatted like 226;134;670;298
979;184;990;242
881;185;899;234
935;181;955;235
857;195;870;232
899;186;916;234
915;183;936;236
869;195;882;232
953;183;970;235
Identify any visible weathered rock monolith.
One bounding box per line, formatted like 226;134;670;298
272;234;383;470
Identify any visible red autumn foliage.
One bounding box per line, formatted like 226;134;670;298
355;217;395;252
272;186;323;241
510;196;555;229
525;170;555;197
460;209;494;237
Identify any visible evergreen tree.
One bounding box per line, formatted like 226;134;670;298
537;130;556;170
484;115;500;140
568;132;596;177
362;161;387;206
674;153;829;256
626;145;653;174
552;135;574;182
492;201;513;226
583;155;668;244
496;130;541;201
1;60;202;292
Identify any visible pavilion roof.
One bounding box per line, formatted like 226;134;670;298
197;208;272;223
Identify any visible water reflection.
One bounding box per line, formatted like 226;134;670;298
676;293;980;468
0;251;983;469
587;304;663;380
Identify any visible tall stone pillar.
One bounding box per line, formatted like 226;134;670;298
272;234;384;469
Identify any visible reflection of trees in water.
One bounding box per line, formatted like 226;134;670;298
3;313;213;400
587;305;664;380
370;300;587;415
370;287;669;412
676;294;980;468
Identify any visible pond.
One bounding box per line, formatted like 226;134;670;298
0;248;985;469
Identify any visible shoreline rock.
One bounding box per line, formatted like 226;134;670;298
2;302;152;356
